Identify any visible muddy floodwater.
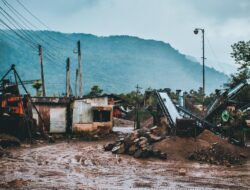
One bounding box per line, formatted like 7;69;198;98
0;138;250;189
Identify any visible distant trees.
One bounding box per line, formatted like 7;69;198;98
227;41;250;102
229;41;250;87
32;80;42;97
88;85;103;97
119;91;144;106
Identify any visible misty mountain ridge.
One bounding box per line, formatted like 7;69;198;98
0;30;229;95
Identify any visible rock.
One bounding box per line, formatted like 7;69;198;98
133;138;140;143
150;126;158;131
112;144;125;154
134;149;143;158
111;145;120;154
83;159;93;166
148;134;162;142
21;144;31;148
128;144;137;155
104;143;115;151
159;152;167;160
117;144;125;154
75;155;82;162
179;168;186;176
239;153;247;159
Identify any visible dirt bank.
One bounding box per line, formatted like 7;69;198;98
153;130;249;161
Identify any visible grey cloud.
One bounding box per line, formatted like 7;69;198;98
186;0;250;21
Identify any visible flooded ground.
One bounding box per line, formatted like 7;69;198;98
0;130;250;189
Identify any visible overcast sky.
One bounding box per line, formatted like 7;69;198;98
2;0;250;74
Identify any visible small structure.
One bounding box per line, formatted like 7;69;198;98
32;97;71;133
72;96;114;135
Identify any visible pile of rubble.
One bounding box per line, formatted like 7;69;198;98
104;127;167;159
188;143;246;166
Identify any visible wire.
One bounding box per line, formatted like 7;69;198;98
1;0;61;49
0;18;37;49
16;0;50;30
15;0;74;45
0;0;76;69
0;6;38;48
205;36;226;73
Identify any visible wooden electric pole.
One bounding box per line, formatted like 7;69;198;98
38;44;46;97
77;40;83;97
66;57;71;97
75;68;78;97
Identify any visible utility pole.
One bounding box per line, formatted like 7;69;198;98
77;40;83;97
134;84;142;130
75;68;78;97
66;57;71;97
38;44;46;97
194;28;205;117
202;29;205;112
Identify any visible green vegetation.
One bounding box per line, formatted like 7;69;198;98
227;40;250;103
32;80;42;97
87;85;103;97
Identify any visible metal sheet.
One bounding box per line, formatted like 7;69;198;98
73;100;93;124
159;92;181;124
49;107;67;133
32;105;50;131
85;97;108;106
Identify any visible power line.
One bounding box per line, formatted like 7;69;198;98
0;18;37;49
15;0;74;45
0;0;74;67
205;36;226;73
16;0;50;30
0;6;38;48
1;0;61;49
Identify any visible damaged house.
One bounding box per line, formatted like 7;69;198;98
32;95;116;136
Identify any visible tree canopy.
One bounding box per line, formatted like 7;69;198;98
88;85;103;97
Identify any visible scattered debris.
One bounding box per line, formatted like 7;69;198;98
178;168;187;176
104;127;167;159
0;179;31;188
20;144;31;148
188;143;245;166
0;134;20;148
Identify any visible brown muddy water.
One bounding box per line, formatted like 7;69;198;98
0;139;250;190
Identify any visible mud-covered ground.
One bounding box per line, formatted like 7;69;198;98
0;134;250;190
